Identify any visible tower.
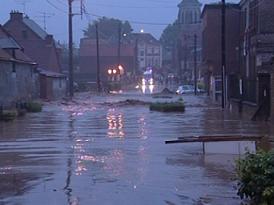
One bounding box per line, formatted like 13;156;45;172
177;0;202;84
178;0;202;25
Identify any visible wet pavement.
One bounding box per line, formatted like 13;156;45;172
0;92;273;205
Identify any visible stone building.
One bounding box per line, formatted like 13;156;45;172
4;11;66;100
177;0;202;84
0;25;38;108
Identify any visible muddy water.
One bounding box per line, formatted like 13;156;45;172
0;93;273;205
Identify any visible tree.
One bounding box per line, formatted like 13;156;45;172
83;17;133;40
160;20;180;49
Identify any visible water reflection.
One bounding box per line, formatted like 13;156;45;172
107;109;125;138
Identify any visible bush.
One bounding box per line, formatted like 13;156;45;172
149;102;185;112
0;110;17;121
25;102;42;113
236;150;274;205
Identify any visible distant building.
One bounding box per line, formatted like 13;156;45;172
177;0;202;84
0;25;38;107
4;11;66;100
79;38;135;87
128;33;162;72
201;3;241;100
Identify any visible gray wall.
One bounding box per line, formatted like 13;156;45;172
0;61;39;108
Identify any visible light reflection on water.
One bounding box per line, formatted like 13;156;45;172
107;109;125;138
0;94;273;205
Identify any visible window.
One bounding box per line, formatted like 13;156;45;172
22;30;28;39
147;48;153;54
59;79;62;88
139;50;145;56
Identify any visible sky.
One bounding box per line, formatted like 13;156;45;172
0;0;238;46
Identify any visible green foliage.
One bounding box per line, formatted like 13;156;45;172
0;110;17;121
150;101;185;112
25;102;43;113
236;150;274;205
83;17;133;40
160;20;180;49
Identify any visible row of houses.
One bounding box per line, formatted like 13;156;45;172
0;11;66;108
201;0;274;120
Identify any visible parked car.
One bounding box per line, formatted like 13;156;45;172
176;85;194;94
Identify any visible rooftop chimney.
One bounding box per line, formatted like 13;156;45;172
45;35;53;45
10;11;23;21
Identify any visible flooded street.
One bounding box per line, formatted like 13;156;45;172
0;93;273;205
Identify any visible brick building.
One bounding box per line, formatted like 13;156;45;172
79;38;135;87
227;0;274;120
201;3;241;100
4;11;66;100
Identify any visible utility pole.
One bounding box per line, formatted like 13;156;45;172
221;0;226;108
95;24;101;92
134;38;138;77
68;0;74;97
194;34;197;95
177;39;182;84
183;35;188;84
117;22;121;67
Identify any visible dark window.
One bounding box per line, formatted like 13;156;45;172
22;30;28;39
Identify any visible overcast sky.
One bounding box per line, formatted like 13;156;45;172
0;0;238;46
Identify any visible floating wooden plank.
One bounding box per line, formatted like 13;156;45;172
165;135;265;144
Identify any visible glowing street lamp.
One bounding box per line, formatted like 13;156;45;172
118;65;124;75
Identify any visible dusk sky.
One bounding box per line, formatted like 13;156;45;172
1;0;237;46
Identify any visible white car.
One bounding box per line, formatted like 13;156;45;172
176;85;194;94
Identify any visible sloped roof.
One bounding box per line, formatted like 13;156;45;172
0;47;36;64
80;38;135;57
37;68;66;78
0;38;21;49
23;17;48;40
129;33;160;45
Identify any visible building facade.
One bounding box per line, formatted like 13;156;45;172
79;38;135;88
129;33;162;72
228;0;274;120
4;11;66;100
201;3;241;100
0;25;38;108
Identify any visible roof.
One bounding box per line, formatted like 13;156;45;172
0;38;21;49
0;24;21;49
178;0;202;7
0;47;36;64
23;17;48;40
129;33;160;45
80;38;135;57
37;68;66;78
201;3;240;18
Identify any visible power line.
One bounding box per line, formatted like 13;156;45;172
46;0;67;14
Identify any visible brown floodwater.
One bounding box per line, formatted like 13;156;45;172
0;93;273;205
